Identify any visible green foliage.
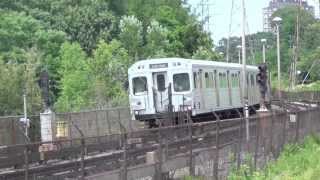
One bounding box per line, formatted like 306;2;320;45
0;0;215;114
119;16;143;60
55;42;91;112
90;40;129;108
192;47;221;61
145;20;169;58
228;136;320;180
0;49;42;116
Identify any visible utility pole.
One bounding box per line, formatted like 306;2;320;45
241;0;249;142
227;0;235;63
261;39;267;63
292;0;302;89
198;0;213;33
273;17;282;99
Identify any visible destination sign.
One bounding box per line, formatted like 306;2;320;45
149;63;168;69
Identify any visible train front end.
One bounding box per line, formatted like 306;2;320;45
128;58;193;124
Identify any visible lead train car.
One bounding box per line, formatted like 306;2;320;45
128;58;260;125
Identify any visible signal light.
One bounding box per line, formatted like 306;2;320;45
257;63;268;109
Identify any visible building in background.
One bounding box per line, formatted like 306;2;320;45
263;0;315;32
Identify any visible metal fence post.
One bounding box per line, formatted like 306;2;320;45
188;112;194;176
212;112;220;180
105;110;111;135
95;111;101;143
235;110;243;170
254;117;260;170
68;114;73;147
295;112;300;143
155;123;165;180
282;108;288;151
269;111;274;157
80;136;85;179
119;123;127;180
71;121;85;179
24;144;29;180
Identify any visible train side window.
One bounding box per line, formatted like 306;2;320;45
210;72;214;88
205;72;210;88
133;77;147;94
193;72;197;89
231;73;239;87
219;72;227;88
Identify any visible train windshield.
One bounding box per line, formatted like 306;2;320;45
133;77;147;94
173;73;190;92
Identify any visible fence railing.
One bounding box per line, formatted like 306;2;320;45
0;107;136;146
1;103;319;180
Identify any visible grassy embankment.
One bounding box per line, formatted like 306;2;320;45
229;135;320;180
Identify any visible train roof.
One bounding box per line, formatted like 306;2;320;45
129;58;258;72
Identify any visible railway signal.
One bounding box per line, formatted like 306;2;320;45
257;63;268;110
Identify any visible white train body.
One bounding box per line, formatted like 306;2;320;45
128;58;260;119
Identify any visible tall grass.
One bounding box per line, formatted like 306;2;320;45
229;135;320;180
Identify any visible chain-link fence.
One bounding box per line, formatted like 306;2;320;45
1;103;320;180
0;107;140;146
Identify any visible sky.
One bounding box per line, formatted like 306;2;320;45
188;0;319;44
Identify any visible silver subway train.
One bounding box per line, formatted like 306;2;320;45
128;58;260;125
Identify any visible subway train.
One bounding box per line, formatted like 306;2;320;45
128;58;260;126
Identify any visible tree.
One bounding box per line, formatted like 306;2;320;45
0;48;42;116
145;20;169;58
119;15;143;60
192;47;221;61
55;42;91;112
90;40;129;108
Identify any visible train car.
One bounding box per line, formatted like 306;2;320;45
128;58;260;126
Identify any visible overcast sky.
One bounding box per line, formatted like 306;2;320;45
188;0;319;43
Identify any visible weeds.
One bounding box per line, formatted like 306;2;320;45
228;136;320;180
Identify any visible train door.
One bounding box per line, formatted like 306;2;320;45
231;71;241;107
153;72;168;112
227;71;232;106
218;70;229;108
